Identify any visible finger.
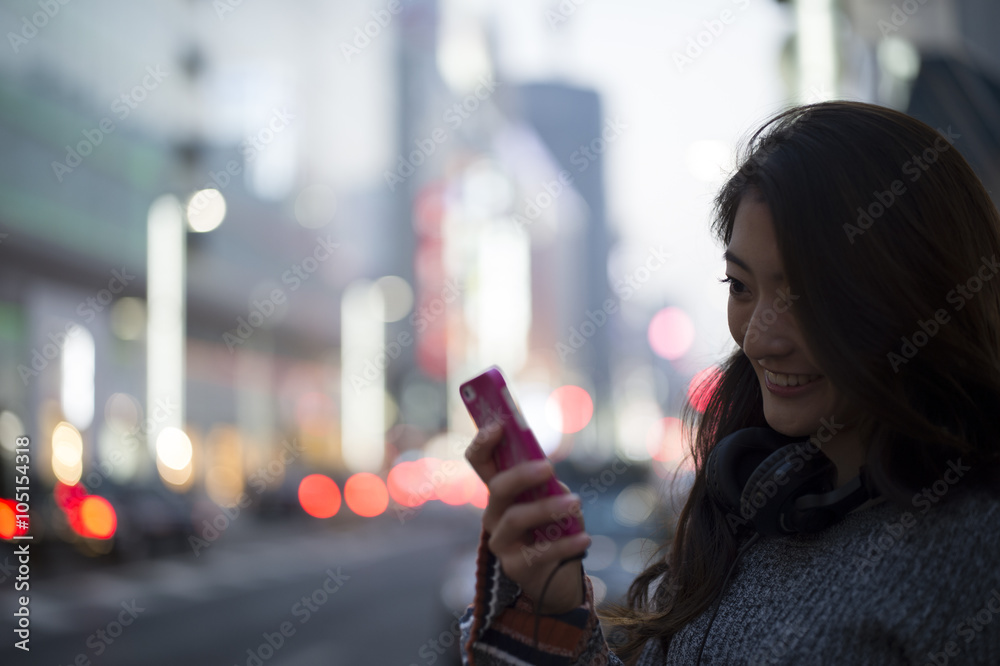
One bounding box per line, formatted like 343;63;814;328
513;532;591;574
481;460;554;530
488;492;583;552
464;421;505;480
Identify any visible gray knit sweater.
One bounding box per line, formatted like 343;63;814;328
460;484;1000;664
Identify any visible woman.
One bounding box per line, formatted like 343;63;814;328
459;101;1000;665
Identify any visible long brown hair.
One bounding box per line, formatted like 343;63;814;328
603;101;1000;662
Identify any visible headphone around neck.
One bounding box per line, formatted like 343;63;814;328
705;426;878;536
694;426;880;664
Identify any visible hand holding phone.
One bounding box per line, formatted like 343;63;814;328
460;365;582;540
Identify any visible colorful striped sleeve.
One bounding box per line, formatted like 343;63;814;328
459;529;625;665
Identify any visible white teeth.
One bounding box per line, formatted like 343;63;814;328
765;370;821;387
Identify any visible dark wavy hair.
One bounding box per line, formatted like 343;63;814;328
603;101;1000;663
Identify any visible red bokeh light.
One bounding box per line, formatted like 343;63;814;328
78;496;117;539
344;473;389;518
387;461;431;508
648;307;695;360
298;474;342;519
0;500;21;540
687;365;722;413
549;385;594;434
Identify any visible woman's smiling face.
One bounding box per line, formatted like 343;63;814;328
724;193;850;438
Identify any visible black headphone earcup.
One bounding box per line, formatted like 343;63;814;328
740;444;836;536
706;427;795;515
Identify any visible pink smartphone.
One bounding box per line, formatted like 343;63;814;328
460;366;582;539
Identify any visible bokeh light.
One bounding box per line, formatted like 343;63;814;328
156;427;193;470
468;475;489;509
52;421;84;485
583;534;617;571
103;393;141;433
613;483;657;527
371;275;414;323
54;481;87;513
0;501;17;540
186;188;227;232
110;297;146;341
294;183;337;229
436;464;479;506
344;473;389;517
79;496;117;539
0;410;24;453
688;365;722;413
620;537;658;574
545;385;593;434
648;307;695;360
156;427;195;489
646;416;690;468
388;460;431;508
298;474;342;519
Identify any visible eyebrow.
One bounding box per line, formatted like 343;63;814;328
723;249;785;281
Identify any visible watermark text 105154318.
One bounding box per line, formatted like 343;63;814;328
12;435;32;651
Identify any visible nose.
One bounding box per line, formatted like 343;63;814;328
741;293;797;360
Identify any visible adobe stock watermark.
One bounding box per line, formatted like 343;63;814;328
520;456;633;566
877;0;934;38
340;0;406;62
391;457;469;525
233;567;350;666
512;170;574;233
520;497;585;567
556;245;669;360
394;419;504;524
672;0;751;73
7;0;72;54
545;0;590;29
407;609;467;666
922;588;1000;665
191;107;295;210
56;599;145;664
384;77;501;192
17;266;136;385
213;0;244;21
724;417;844;534
222;234;340;352
512;117;628;235
741;287;799;345
887;254;999;373
82;396;180;494
349;277;462;392
751;621;807;665
189;438;306;556
568;117;628;174
843;126;960;244
51;66;169;182
855;458;971;572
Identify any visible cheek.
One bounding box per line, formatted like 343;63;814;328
728;301;747;348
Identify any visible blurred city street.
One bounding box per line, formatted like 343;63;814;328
0;505;482;665
1;0;998;662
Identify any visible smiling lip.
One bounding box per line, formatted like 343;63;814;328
763;370;823;398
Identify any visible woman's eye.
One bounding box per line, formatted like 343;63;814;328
719;276;748;296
